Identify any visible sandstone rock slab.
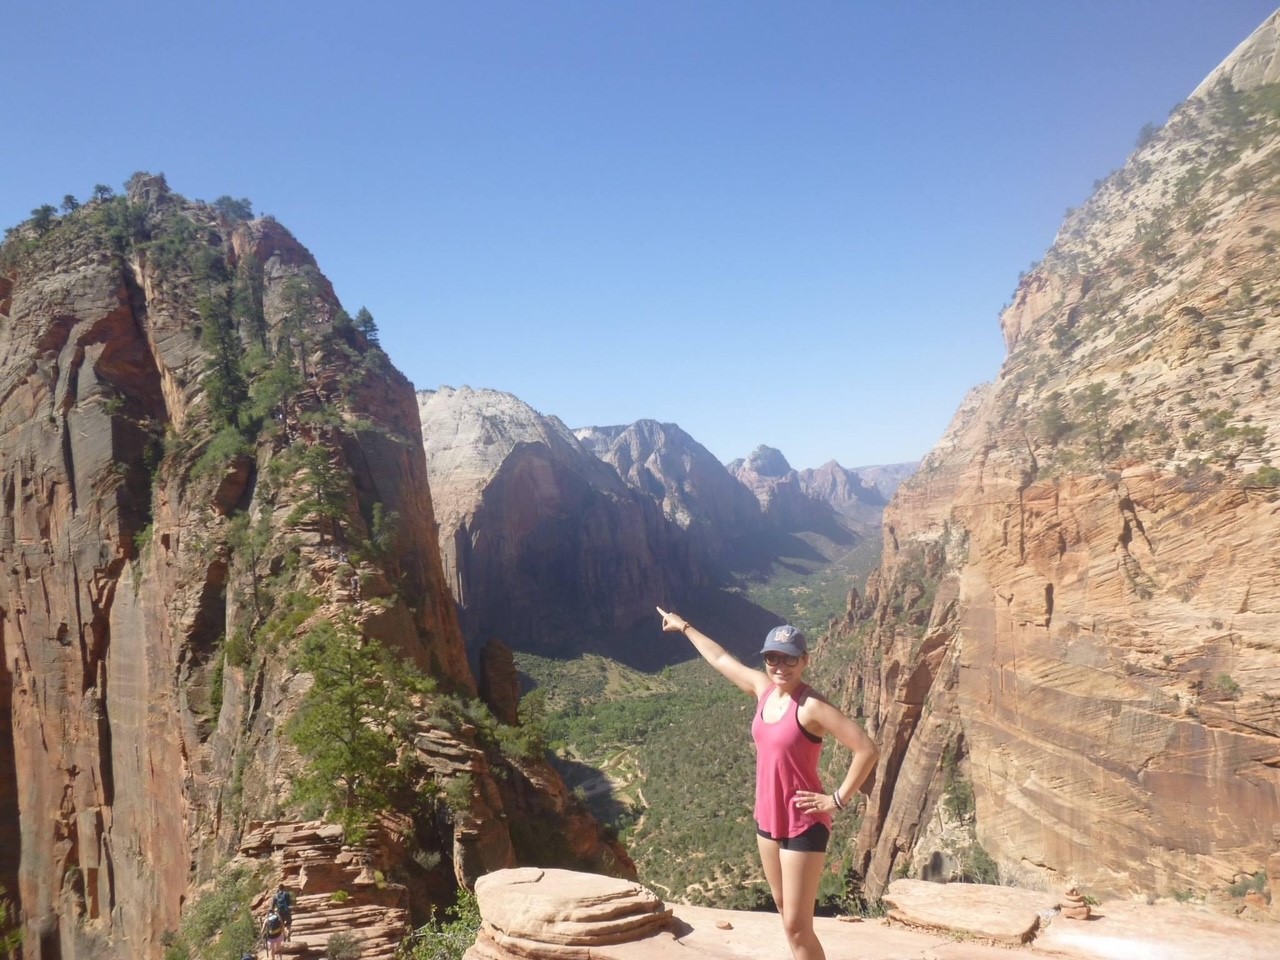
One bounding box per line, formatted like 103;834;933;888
1034;898;1278;960
883;878;1050;944
468;870;670;957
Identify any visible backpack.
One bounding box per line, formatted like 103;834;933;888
273;890;291;913
266;913;284;936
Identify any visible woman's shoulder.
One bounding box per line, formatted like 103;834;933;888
795;684;839;720
795;682;830;705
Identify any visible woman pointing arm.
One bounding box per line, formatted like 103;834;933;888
657;608;879;960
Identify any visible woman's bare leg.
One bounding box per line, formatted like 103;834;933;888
756;834;784;912
777;849;826;960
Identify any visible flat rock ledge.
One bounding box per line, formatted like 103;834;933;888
463;869;1278;960
882;877;1050;944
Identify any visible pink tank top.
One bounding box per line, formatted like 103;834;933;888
751;684;830;839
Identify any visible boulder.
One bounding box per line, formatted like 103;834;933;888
465;868;672;960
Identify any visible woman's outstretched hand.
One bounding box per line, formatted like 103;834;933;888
656;606;689;633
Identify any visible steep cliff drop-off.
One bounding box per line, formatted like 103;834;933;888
834;15;1280;912
0;176;625;960
418;388;699;664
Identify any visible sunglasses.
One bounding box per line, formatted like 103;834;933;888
763;653;800;667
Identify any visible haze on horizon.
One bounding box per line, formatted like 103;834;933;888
4;1;1276;471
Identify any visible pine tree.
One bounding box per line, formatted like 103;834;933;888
286;614;434;836
354;306;380;345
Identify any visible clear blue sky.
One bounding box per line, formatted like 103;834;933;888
5;2;1276;470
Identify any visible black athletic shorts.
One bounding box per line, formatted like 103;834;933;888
756;822;830;853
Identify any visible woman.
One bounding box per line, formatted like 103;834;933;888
657;608;879;960
260;909;286;960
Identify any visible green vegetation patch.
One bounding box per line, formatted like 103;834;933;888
163;864;265;960
286;612;436;839
399;889;480;960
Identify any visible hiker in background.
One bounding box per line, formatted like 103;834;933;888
272;883;294;941
658;608;879;960
261;909;286;960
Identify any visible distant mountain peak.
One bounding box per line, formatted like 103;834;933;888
744;445;793;477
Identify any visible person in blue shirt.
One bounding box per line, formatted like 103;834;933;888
271;884;293;941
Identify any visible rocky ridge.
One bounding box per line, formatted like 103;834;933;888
0;178;623;960
729;446;825;530
795;460;888;528
830;13;1280;912
418;389;902;664
575;420;766;573
237;820;410;960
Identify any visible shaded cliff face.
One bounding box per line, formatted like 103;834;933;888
576;420;766;573
0;178;625;960
729;445;867;554
731;446;834;530
419;387;695;663
797;461;890;528
837;15;1280;909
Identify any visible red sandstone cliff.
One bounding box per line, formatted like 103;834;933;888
0;176;626;960
831;15;1280;915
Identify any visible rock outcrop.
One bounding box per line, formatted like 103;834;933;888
729;446;879;544
238;820;411;960
576;420;766;573
465;868;672;960
478;639;522;726
835;13;1280;911
839;461;917;502
729;446;824;529
0;177;625;960
418;388;694;661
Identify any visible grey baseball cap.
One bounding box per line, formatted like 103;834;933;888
760;624;807;657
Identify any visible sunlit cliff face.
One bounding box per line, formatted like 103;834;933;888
839;17;1280;907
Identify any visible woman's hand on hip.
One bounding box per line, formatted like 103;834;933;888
792;790;836;815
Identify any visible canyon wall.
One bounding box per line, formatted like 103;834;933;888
836;14;1280;910
0;177;623;960
418;388;696;662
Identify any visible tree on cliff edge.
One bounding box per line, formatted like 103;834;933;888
286;613;435;838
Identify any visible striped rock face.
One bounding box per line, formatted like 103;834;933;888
835;13;1280;909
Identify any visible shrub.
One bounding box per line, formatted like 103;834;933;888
1227;871;1267;898
0;886;21;960
192;425;252;480
212;196;254;221
163;865;261;960
30;204;58;233
327;932;362;960
960;843;999;885
400;890;481;960
1245;465;1280;487
1215;674;1242;699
